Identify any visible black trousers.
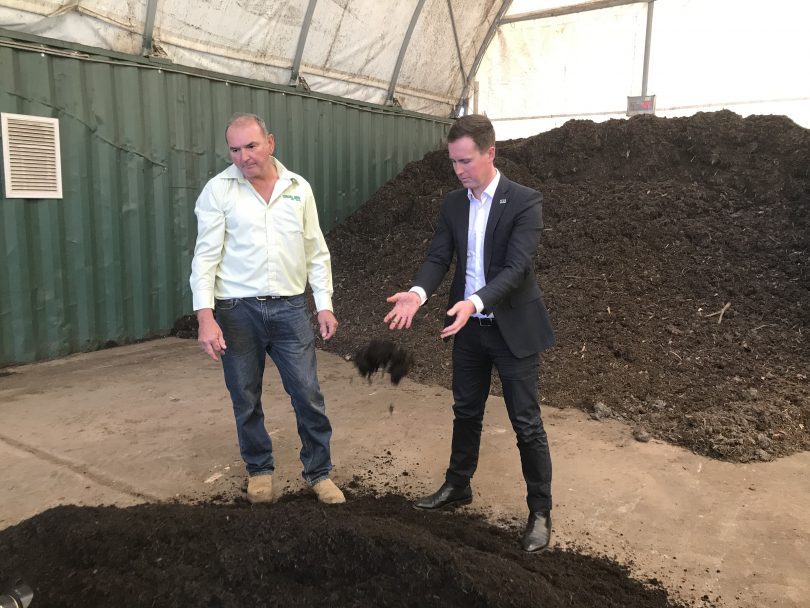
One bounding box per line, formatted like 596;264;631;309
445;321;552;513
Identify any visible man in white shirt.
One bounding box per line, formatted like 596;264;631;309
190;113;344;505
385;114;555;552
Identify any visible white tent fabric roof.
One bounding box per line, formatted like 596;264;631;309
8;1;805;130
0;0;514;116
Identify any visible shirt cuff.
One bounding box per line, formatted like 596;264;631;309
192;292;215;312
313;293;333;313
468;294;484;314
409;287;427;306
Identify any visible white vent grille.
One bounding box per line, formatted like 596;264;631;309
2;112;63;199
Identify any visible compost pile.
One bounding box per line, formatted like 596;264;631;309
323;110;810;463
0;494;698;608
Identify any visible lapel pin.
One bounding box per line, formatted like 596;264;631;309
499;198;507;204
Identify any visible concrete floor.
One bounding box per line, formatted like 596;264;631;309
1;338;808;607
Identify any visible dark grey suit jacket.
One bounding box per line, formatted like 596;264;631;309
414;174;555;358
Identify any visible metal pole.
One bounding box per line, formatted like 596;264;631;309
641;0;654;97
387;0;428;106
447;0;467;84
456;0;513;116
141;0;160;56
501;0;648;24
290;0;318;87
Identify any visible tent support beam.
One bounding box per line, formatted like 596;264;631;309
501;0;649;24
386;0;428;106
641;0;654;96
447;0;467;84
141;0;159;56
290;0;318;87
455;0;513;116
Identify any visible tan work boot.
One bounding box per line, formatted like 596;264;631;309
247;475;275;504
312;479;345;504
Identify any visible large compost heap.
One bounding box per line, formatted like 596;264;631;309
323;110;809;463
0;494;697;607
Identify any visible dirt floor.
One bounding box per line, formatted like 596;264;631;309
2;111;809;606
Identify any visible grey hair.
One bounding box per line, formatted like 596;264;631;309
225;113;269;139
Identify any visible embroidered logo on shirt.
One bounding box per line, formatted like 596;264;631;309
282;194;302;202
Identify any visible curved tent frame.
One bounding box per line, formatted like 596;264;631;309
0;0;653;117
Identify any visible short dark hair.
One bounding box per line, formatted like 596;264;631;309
225;113;268;140
447;114;495;152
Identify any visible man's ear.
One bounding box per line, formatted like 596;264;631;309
267;133;276;155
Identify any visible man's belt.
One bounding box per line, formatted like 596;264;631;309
471;316;496;326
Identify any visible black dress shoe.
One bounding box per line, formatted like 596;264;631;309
413;481;472;510
521;511;552;553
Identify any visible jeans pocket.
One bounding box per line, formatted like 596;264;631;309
215;298;239;311
283;294;307;309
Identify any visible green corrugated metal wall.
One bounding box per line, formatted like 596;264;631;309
0;31;451;366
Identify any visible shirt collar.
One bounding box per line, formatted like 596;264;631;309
467;170;501;203
221;157;295;183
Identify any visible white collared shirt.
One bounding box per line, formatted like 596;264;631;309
411;171;500;314
189;157;333;312
465;171;500;315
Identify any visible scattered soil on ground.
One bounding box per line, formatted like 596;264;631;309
0;493;700;608
320;110;809;463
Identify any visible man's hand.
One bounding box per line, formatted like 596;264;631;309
440;300;476;339
196;309;227;361
317;310;338;340
384;291;421;330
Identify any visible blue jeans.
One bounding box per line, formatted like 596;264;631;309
215;295;333;485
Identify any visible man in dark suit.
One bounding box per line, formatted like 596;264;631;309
384;114;555;552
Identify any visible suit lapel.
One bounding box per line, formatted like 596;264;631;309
453;189;469;268
484;175;510;272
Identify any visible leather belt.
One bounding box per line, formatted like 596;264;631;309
256;295;293;300
472;316;496;326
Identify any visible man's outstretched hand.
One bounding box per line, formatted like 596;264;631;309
384;291;421;330
440;300;475;339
